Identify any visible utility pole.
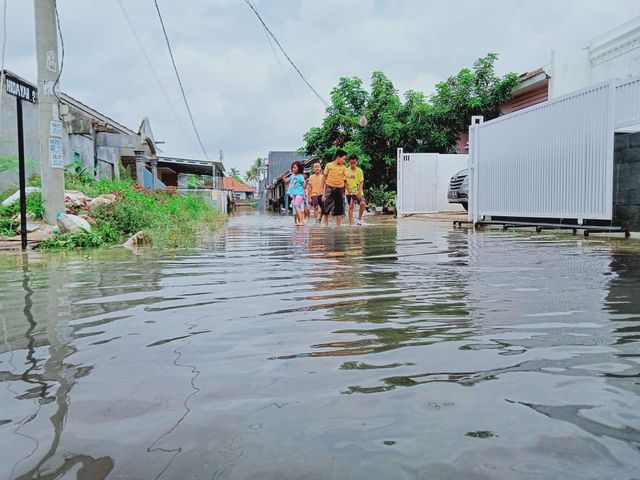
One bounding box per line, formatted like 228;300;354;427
34;0;65;224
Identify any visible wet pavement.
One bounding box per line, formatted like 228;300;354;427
1;212;640;479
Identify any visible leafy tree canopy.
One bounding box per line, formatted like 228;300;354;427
301;53;518;188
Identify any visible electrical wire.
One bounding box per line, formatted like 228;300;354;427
116;0;197;151
244;0;328;108
263;22;300;112
153;0;210;161
0;0;8;133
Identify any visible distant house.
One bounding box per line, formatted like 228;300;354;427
265;151;312;211
266;151;310;186
223;177;256;200
457;67;550;153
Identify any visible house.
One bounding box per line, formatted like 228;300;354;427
550;15;640;103
0;69;158;189
223;177;256;200
265;151;312;212
456;67;550;153
0;68;228;210
266;151;310;186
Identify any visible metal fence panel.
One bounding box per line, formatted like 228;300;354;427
397;150;438;215
470;81;615;222
397;149;469;216
615;74;640;130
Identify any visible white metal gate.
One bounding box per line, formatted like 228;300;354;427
397;150;438;215
396;149;469;216
469;75;640;223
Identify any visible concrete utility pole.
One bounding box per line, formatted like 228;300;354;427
34;0;65;224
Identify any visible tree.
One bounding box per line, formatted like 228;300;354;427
301;53;518;188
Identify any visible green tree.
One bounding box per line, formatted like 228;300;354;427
301;53;518;188
429;53;519;150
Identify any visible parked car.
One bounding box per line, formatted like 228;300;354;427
448;168;469;211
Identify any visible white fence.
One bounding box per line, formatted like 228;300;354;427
469;80;627;223
396;149;468;216
615;74;640;130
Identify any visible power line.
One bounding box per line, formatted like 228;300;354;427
262;21;300;112
244;0;328;108
153;0;210;161
116;0;196;150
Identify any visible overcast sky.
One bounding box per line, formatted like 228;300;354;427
3;0;639;173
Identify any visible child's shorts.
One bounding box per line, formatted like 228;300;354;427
292;195;305;208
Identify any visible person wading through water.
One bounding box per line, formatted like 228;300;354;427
346;154;365;226
307;160;324;223
321;149;354;227
285;161;306;226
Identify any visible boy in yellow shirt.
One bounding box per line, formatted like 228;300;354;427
346;154;365;225
321;149;353;227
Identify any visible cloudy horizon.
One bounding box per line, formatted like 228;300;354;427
2;0;639;174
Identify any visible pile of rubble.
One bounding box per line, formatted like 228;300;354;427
2;187;116;236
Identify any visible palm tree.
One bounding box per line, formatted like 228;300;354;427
252;158;265;181
229;167;241;178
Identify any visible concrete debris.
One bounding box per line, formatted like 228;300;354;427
1;187;41;207
122;231;151;249
57;213;92;233
64;190;92;208
88;194;116;210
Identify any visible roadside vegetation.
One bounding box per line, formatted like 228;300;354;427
0;169;225;250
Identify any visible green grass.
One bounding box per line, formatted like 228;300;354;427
0;190;44;237
39;175;225;250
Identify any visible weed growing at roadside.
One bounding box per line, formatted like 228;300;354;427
39;175;225;250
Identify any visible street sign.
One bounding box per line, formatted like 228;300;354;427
4;72;38;250
4;73;37;104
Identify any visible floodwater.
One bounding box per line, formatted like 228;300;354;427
1;212;640;480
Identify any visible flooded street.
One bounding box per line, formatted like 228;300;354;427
1;212;640;479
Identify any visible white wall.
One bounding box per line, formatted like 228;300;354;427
437;154;468;212
550;15;640;98
549;49;591;98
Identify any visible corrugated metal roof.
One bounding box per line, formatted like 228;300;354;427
158;156;225;172
267;151;309;183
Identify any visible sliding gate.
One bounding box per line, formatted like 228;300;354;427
468;74;640;224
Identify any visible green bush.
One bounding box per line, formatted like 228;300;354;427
0;218;18;237
40;230;107;250
39;174;226;250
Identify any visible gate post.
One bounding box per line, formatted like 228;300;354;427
469;116;483;225
396;148;403;217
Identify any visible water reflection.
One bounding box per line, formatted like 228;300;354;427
0;213;639;479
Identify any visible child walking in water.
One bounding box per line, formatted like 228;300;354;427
286;161;306;226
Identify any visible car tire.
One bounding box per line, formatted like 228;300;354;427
462;202;468;211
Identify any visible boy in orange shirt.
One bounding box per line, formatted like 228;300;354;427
307;161;324;222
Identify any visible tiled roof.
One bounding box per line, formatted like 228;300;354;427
223;177;255;193
518;67;548;83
